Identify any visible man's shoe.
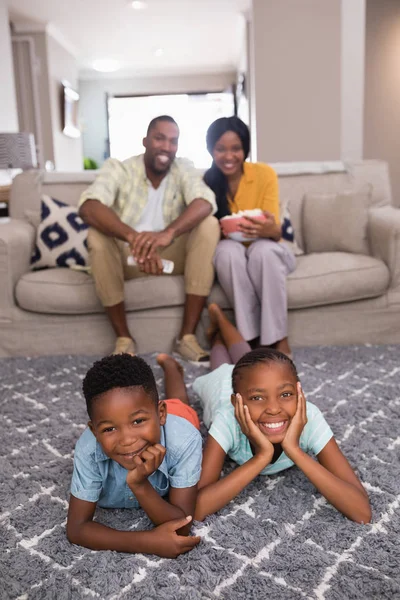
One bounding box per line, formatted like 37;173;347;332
174;334;209;364
112;337;136;355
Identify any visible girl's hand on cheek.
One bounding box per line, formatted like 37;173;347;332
234;393;274;461
281;383;307;456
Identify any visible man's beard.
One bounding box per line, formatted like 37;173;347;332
150;158;171;175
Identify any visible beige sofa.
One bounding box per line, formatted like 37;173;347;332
1;160;400;358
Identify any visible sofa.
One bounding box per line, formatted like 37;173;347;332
1;160;400;358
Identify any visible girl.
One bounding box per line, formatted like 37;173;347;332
204;116;296;357
158;304;371;524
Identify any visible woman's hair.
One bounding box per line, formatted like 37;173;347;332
83;354;159;418
232;348;299;394
204;116;250;220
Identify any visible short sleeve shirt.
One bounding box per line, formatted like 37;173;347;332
70;414;202;508
78;154;216;229
193;364;333;475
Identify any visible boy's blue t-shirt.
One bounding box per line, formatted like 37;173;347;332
70;414;202;509
193;363;334;475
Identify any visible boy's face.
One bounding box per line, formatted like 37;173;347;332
232;362;298;444
89;386;166;470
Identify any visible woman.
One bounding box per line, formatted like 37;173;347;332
204;116;296;357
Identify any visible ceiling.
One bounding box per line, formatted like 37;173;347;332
8;0;251;79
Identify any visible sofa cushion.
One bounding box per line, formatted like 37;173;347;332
16;251;390;315
16;269;187;314
31;195;89;270
287;252;390;309
9;170;96;220
303;189;371;255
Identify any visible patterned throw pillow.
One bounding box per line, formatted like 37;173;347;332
280;199;303;256
31;195;89;269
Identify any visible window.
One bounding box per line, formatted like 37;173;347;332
108;91;235;169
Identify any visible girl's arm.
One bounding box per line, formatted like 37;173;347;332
195;395;274;521
284;441;371;523
66;495;200;557
282;385;371;524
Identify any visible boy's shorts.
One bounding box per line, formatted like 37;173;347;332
165;399;200;430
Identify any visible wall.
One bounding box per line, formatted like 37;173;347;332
79;71;235;167
364;0;400;206
250;0;342;163
0;0;18;131
47;34;83;171
12;31;55;166
235;15;250;128
341;0;365;161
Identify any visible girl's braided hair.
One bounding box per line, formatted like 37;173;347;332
232;348;299;393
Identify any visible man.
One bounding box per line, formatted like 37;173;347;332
78;115;219;362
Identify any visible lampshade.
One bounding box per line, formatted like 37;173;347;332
0;132;37;170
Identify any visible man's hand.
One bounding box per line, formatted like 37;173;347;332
138;255;164;275
238;211;278;239
281;383;307;457
126;444;166;490
131;230;174;263
233;393;274;462
146;516;201;558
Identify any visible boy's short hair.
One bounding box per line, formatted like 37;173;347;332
82;354;159;417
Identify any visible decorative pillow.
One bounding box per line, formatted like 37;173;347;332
31;195;89;269
280;198;303;256
302;187;372;255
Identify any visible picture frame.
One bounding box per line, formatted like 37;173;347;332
62;82;81;138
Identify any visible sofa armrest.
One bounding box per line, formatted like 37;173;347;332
0;219;35;318
368;206;400;290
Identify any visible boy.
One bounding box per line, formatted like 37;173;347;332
67;354;202;558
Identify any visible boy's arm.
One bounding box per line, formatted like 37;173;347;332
66;495;200;557
129;482;198;535
126;439;201;535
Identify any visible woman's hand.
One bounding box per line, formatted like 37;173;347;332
238;211;280;240
234;393;274;461
281;383;307;458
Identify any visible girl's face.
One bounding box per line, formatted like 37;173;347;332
233;362;298;444
212;131;245;179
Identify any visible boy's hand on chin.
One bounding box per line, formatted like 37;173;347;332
126;444;166;489
234;393;274;462
281;383;307;457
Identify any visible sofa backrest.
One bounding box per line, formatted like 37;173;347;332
9;171;96;220
9;161;392;250
274;160;392;251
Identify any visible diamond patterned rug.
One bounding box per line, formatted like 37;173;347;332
1;345;400;600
